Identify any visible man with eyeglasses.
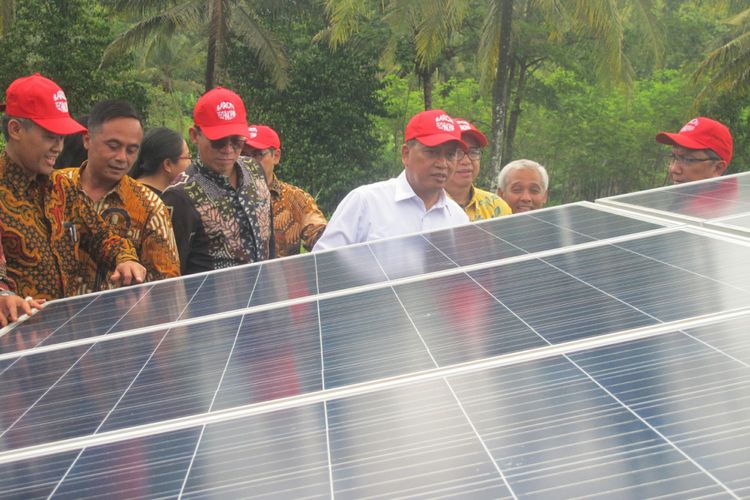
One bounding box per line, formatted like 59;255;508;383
242;125;327;257
162;87;273;274
0;73;146;303
314;109;469;250
58;100;179;293
446;118;511;220
656;117;733;184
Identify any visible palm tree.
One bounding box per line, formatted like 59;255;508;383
317;0;466;110
479;0;663;182
102;0;289;91
693;6;750;104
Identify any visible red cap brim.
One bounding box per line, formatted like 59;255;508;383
462;129;488;148
199;123;250;140
245;138;275;149
416;134;467;150
32;116;86;135
655;131;709;151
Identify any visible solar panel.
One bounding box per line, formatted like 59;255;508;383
599;171;750;223
1;199;749;497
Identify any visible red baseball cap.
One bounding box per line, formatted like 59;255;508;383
4;73;85;135
246;125;281;150
193;87;249;140
454;118;488;147
656;117;733;165
404;109;466;148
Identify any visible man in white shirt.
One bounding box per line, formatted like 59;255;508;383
314;109;469;251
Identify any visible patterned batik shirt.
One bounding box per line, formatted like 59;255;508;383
270;175;327;257
464;186;512;221
59;165;180;294
0;231;16;293
0;153;139;300
162;157;273;275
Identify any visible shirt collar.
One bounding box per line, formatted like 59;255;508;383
194;158;245;190
76;160;124;202
394;170;451;210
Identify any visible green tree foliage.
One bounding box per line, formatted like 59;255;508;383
225;10;388;215
103;0;290;91
0;0;149;118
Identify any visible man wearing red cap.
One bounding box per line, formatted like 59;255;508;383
58;100;180;294
242;125;327;257
0;73;146;302
446;118;511;220
656;117;733;184
162;87;273;274
314;109;469;250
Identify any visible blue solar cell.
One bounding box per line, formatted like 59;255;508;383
0;450;80;498
248;255;318;306
212;304;323;410
424;222;525;266
0;330;167;451
369;233;456;280
448;356;728;498
570;330;750;494
393;273;546;364
179;266;260;319
546;238;750;321
315;245;387;293
470;259;655;343
319;288;435;387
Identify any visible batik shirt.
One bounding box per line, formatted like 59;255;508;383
270;175;327;257
59;165;180;294
0;153;139;300
463;186;512;221
162;157;273;275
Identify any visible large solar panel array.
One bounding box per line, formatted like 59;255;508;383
1;193;750;498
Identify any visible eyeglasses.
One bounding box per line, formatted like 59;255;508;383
178;156;193;161
457;148;483;161
196;127;246;151
668;152;718;165
248;149;272;160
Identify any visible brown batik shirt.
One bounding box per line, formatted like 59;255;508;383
0;153;139;300
59;164;180;294
270;175;327;257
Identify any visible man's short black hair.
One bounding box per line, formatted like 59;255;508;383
87;100;141;133
1;115;32;140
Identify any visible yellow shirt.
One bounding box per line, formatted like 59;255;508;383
460;186;512;221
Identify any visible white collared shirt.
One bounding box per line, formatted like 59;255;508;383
313;171;469;251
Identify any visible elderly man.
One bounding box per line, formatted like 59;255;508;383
497;159;549;213
162;87;273;274
59;100;179;293
243;124;327;256
656;117;732;184
0;73;145;302
314;109;469;250
446;118;511;220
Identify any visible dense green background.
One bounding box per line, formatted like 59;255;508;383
1;0;748;213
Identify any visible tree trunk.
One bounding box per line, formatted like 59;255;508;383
490;0;514;187
503;58;528;162
204;0;221;91
420;66;433;110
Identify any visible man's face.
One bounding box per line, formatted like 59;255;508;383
190;127;245;175
7;119;64;176
84;117;143;186
402;140;460;200
447;135;481;191
668;146;726;184
244;146;280;180
498;168;548;212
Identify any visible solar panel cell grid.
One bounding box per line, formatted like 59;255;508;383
2;198;750;497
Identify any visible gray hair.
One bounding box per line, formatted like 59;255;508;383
497;159;549;192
